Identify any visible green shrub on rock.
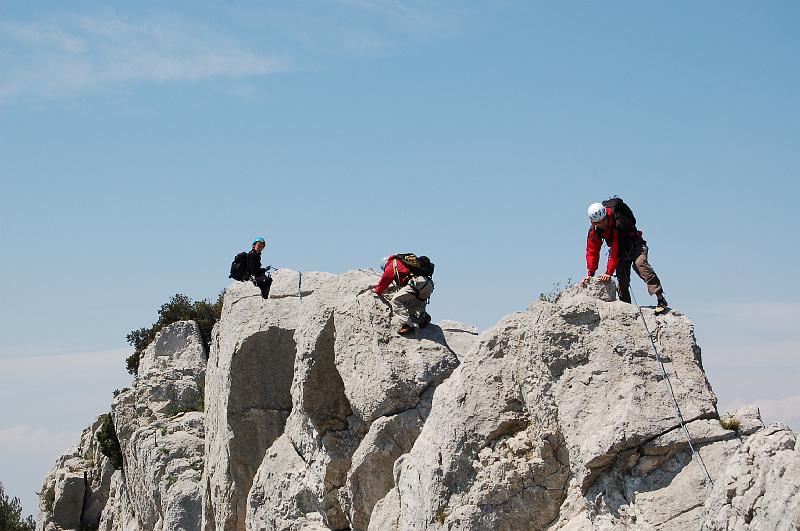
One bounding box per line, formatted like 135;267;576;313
0;482;35;530
96;413;123;470
125;292;223;375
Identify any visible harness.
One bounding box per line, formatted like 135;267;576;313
410;276;433;301
393;259;432;301
392;259;409;286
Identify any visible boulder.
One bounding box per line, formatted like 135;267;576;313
702;423;800;530
371;283;723;530
202;270;335;531
37;416;116;531
36;271;800;531
99;320;207;531
239;271;463;530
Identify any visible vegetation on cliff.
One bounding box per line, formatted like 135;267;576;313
126;292;223;375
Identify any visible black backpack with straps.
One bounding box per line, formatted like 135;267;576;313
228;252;249;281
602;197;637;234
394;253;435;277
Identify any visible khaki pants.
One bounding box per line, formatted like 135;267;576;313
616;239;664;303
391;284;428;326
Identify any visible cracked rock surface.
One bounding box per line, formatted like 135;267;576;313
39;320;207;531
37;417;116;531
37;271;800;530
702;423;800;531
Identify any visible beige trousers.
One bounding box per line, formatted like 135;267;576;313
616;239;664;303
391;284;428;326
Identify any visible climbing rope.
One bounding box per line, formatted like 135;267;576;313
629;288;714;486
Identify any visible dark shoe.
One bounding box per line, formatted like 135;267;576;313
398;324;413;336
618;284;632;304
655;298;669;315
418;312;432;328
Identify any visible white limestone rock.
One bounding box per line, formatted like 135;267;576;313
343;394;431;530
239;271;461;530
371;284;721;530
202;270;334;531
720;405;765;437
100;320;207;531
701;423;800;530
37;416;116;531
37;270;800;531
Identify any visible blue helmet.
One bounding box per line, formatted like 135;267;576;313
252;236;266;246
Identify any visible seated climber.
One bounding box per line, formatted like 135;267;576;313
580;198;669;315
248;236;273;299
373;254;435;336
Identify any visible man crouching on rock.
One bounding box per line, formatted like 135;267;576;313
580;199;668;315
373;254;434;336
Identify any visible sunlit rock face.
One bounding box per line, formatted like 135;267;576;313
38;272;800;531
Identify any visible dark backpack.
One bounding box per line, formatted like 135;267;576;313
394;253;435;277
602;197;637;234
228;252;249;281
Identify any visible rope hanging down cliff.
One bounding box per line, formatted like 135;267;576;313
630;289;714;487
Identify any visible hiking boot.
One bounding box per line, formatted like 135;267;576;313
655;297;669;315
418;312;432;329
618;284;632;304
398;324;413;336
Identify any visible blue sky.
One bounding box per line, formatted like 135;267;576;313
1;0;798;518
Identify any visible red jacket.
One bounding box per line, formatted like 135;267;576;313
374;257;411;295
586;208;620;277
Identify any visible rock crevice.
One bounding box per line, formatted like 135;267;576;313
38;271;800;531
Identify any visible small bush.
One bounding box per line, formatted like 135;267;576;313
163;403;195;418
83;448;95;468
719;416;741;432
159;447;169;455
434;507;450;525
539;278;575;303
41;484;55;515
96;413;123;470
126;292;224;375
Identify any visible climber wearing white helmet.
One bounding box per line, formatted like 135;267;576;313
581;198;668;315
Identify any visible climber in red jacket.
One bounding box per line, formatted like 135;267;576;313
374;255;434;336
581;199;668;315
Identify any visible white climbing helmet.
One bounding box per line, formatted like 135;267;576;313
587;202;607;222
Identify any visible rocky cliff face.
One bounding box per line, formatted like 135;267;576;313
38;270;800;530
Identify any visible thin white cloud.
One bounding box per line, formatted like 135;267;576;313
0;347;132;519
0;13;290;100
336;0;467;38
0;424;81;519
0;424;79;457
0;348;133;431
692;300;800;365
695;301;800;330
0;348;131;374
339;0;434;26
0;21;88;53
701;340;798;368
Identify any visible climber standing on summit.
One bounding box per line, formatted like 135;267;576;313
373;254;435;336
581;198;669;315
